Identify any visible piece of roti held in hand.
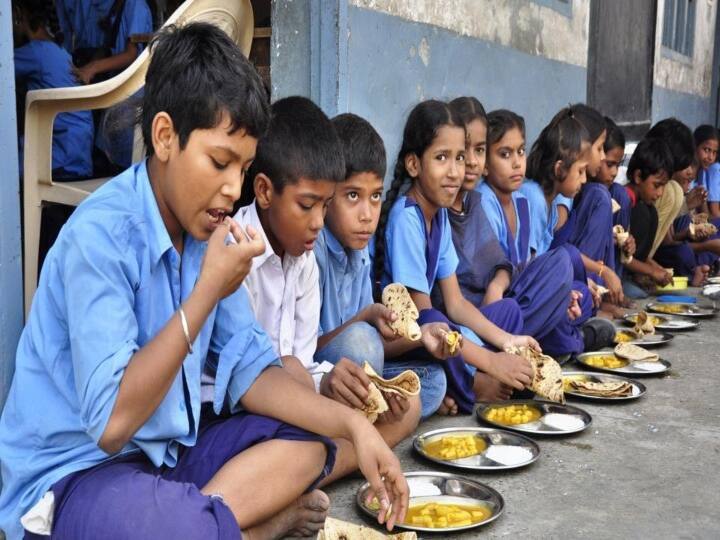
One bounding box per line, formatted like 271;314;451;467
633;311;655;336
506;346;564;403
444;330;462;355
363;362;420;398
318;517;417;540
361;382;389;424
382;283;422;341
614;342;659;362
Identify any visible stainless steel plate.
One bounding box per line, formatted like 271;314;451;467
476;399;591;436
356;471;504;533
576;351;671;376
562;370;646;402
622;312;699;331
413;427;540;471
646;302;717;318
706;277;720;285
614;329;673;347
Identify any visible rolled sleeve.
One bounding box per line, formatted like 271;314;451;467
61;220;140;446
211;287;280;414
387;208;432;294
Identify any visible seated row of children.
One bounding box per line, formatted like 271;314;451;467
2;20;718;540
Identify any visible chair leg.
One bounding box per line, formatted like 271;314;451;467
23;193;42;318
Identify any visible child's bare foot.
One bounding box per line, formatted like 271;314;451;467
473;372;513;402
437;395;458;416
691;265;710;287
246;490;329;540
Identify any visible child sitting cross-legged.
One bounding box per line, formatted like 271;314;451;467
313;113;456;473
232;101;428;487
0;24;408;540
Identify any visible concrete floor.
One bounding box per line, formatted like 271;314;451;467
318;293;720;539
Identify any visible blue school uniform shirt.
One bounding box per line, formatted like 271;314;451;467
0;161;278;540
14;40;94;178
519;180;567;256
697;163;720;203
56;0;153;56
381;195;459;294
477;182;530;265
314;228;374;335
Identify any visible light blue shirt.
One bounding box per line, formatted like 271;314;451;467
381;196;459;294
519;180;570;256
477;182;528;263
314;228;374;335
56;0;153;55
0;161;278;539
697;163;720;203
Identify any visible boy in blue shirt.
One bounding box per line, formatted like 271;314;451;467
0;23;407;540
314;113;455;427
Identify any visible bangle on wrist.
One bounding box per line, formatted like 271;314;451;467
178;305;193;354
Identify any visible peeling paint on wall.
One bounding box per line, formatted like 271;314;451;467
654;0;717;97
350;0;590;67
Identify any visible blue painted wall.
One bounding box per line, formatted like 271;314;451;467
652;85;714;129
0;0;23;412
344;6;586;177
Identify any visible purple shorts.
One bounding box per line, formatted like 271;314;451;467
25;412;336;540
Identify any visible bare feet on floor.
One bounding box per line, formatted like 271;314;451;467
691;265;710;287
245;490;330;540
473;371;513;401
437;395;458;416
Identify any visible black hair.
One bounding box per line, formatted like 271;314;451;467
569;103;606;143
646;118;694;172
244;96;345;202
693;124;720;148
526;107;591;197
626;137;674;183
603;116;626;153
373;99;464;294
448;96;488;128
486;109;525;148
141;22;269;157
13;0;63;45
331;113;387;180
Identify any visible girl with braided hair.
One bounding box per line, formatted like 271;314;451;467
374;100;536;417
13;0;94;179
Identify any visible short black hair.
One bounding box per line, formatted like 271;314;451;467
646;118;694;172
486;109;525;148
627;137;674;183
603;116;626;152
332;113;386;180
248;96;345;194
141;22;269;156
569;103;606;142
693;124;719;147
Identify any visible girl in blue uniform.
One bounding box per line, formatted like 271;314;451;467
374;100;536;415
13;0;93;179
443;98;584;358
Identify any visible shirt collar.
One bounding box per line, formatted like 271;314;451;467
324;227;366;272
138;160;174;266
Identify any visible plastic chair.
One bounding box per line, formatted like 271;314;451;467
22;0;255;316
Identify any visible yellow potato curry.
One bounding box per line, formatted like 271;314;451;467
562;375;589;390
614;331;635;343
423;435;487;460
484;404;541;425
584;355;628;369
404;502;491;528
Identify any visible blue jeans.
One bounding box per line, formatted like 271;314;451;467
623;279;649;299
314;321;446;419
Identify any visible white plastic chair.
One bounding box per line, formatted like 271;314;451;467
22;0;255;316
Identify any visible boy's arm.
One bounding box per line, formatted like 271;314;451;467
96;221;263;454
241;366;409;529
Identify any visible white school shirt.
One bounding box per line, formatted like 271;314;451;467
234;201;333;391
